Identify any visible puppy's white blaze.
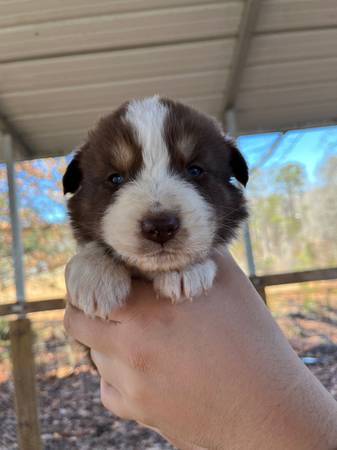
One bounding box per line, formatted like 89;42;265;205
126;96;173;203
126;96;169;175
102;96;217;272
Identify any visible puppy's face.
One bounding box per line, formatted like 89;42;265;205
63;97;248;272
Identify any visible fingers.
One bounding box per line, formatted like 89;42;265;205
64;303;120;353
64;305;134;421
135;425;208;450
160;433;208;450
100;378;152;426
90;350;127;392
100;379;132;421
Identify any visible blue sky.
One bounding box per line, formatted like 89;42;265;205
238;125;337;183
1;125;336;224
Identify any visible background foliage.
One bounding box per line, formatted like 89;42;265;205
0;127;336;302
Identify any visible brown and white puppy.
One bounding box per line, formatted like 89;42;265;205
63;96;248;318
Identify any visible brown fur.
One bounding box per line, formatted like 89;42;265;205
64;97;248;262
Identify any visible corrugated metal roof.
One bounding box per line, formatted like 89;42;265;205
0;0;336;160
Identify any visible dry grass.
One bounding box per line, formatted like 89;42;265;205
1;267;66;304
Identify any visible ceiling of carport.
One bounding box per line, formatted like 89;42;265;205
0;0;336;161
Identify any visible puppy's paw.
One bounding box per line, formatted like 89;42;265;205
153;259;217;303
65;244;131;319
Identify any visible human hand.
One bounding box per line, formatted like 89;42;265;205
64;251;337;450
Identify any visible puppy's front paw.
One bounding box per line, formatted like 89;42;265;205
65;245;131;319
153;259;217;303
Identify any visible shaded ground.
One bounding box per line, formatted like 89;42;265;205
1;284;337;449
1;367;174;450
0;317;174;450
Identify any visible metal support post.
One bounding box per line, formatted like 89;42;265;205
3;133;25;305
225;109;256;277
2;133;42;449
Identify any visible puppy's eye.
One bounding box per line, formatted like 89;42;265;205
187;165;204;178
107;173;124;186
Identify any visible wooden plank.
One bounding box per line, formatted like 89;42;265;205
257;0;337;33
0;39;233;93
1;267;336;317
2;70;227;116
0;3;242;62
0;299;65;317
0;0;229;28
250;278;267;304
251;268;337;288
10;318;42;450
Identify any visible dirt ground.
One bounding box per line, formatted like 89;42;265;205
0;369;174;450
0;319;175;450
1;283;336;450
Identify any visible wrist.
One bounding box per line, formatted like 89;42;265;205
213;362;337;450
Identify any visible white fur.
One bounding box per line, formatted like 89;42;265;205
67;96;220;314
66;242;131;318
101;172;216;272
126;95;169;177
101;96;217;273
153;259;217;303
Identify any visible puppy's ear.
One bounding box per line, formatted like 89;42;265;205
62;156;82;195
227;140;249;187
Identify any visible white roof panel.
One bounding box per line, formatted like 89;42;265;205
247;29;337;65
0;0;336;160
2;70;227;116
242;57;337;90
0;3;242;63
239;101;337;133
29;95;224;156
0;0;232;27
0;39;234;93
257;0;337;32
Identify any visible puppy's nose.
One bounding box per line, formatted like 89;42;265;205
141;213;180;244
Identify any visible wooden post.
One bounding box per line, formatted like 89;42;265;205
10;318;42;450
255;282;267;305
250;277;267;305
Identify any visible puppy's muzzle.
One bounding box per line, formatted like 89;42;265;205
141;212;180;244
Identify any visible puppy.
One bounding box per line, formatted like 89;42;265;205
63;96;248;318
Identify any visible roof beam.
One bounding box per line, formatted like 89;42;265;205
224;0;263;111
0;106;35;158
